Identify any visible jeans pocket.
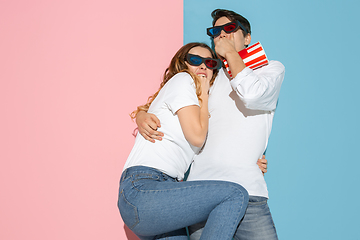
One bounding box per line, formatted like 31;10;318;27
118;189;139;230
131;173;160;191
248;200;267;206
248;196;268;206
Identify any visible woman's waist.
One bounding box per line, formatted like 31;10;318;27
121;166;179;184
124;141;193;180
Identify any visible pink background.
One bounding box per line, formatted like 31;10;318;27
0;0;183;239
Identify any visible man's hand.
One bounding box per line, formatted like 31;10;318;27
136;111;163;143
257;155;268;175
213;33;237;59
213;33;245;78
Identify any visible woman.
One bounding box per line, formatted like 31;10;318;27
118;42;249;240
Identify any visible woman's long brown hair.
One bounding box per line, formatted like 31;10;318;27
130;42;219;119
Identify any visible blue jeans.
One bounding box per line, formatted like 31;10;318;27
117;166;249;240
188;196;278;240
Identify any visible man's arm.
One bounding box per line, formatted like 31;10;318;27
136;111;268;173
214;33;247;78
230;60;285;111
135;111;163;143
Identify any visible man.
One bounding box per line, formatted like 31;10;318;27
136;9;284;240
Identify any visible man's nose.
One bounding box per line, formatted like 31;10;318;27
219;29;227;38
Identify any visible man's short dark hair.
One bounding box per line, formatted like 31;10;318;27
211;9;251;37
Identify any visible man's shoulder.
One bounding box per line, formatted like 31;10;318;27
252;60;285;77
265;60;285;72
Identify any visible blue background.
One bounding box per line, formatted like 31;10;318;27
184;0;360;239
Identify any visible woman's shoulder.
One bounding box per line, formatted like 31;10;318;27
165;72;195;89
171;72;193;81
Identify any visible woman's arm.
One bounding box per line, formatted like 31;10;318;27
176;81;209;148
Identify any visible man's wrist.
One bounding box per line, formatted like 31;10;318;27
224;50;239;60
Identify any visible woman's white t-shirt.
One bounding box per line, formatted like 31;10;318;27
123;72;201;180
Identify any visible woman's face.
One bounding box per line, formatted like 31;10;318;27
185;47;214;82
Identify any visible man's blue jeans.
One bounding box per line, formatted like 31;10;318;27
118;166;249;240
188;196;278;240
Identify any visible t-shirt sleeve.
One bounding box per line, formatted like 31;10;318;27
164;72;200;114
230;60;285;111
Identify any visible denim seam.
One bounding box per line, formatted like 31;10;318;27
132;182;243;193
120;190;139;230
228;191;247;239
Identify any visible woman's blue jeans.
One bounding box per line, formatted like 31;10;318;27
118;166;249;240
188;196;278;240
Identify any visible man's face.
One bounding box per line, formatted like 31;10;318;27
213;17;251;52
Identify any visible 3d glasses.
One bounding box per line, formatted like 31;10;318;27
207;21;248;38
186;54;222;70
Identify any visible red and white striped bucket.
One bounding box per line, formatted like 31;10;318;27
223;41;269;78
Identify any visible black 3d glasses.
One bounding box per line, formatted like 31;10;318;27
207;21;248;38
186;54;221;70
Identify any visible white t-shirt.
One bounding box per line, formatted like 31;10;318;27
123;72;201;180
187;61;285;198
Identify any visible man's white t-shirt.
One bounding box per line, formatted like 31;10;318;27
187;61;285;198
123;72;201;180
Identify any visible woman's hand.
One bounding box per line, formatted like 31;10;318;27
136;111;163;143
199;75;210;99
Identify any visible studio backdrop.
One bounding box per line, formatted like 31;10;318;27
1;0;359;240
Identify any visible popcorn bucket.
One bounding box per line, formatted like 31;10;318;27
223;41;269;78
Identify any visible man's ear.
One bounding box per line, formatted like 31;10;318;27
245;33;251;46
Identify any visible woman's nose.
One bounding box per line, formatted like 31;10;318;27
199;63;207;69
